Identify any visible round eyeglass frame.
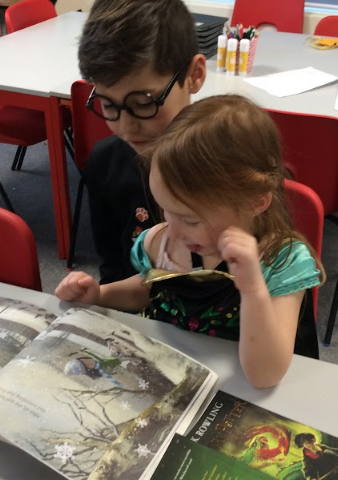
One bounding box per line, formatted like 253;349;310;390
86;65;185;121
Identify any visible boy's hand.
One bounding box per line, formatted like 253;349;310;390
55;272;100;304
217;227;267;295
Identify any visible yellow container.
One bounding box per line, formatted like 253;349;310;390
238;39;250;76
217;35;227;72
226;38;238;76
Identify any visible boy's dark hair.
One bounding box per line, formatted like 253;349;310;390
78;0;198;87
295;433;316;448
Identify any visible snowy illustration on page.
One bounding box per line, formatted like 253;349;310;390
0;308;214;480
0;296;56;369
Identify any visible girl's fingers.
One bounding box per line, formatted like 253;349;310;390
218;228;257;249
55;272;91;300
218;228;259;269
222;244;251;264
219;236;254;255
78;275;96;288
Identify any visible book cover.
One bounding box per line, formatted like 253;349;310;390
0;306;216;480
151;433;271;480
188;391;338;480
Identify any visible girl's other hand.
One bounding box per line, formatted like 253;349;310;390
55;272;100;304
217;227;267;294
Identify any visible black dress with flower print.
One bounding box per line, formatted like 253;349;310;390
143;255;319;359
146;263;241;340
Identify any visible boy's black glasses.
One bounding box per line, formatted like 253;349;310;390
86;66;184;121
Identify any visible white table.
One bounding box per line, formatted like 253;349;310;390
0;12;88;259
0;282;337;479
51;30;338;112
45;29;338;259
195;30;338;118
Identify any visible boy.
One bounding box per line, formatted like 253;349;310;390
78;0;206;284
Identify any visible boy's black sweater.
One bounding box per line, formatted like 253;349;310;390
86;136;160;285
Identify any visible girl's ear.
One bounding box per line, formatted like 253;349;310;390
186;54;206;94
251;192;272;216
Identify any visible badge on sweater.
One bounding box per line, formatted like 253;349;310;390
135;207;149;222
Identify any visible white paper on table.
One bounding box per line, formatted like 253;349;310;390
243;67;338;97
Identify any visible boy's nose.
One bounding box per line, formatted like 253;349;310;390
113;110;139;137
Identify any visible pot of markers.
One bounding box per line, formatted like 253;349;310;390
216;24;259;76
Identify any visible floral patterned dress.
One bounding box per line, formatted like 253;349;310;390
131;228;321;358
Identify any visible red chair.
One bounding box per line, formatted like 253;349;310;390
231;0;304;33
67;80;111;270
284;178;324;318
314;15;338;37
0;105;48;173
0;207;42;291
5;0;56;33
268;109;338;345
268;109;338;216
1;0;73;179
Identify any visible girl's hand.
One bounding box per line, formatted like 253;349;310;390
217;227;267;294
55;272;100;304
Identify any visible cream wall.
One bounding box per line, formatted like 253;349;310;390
55;0;93;14
56;0;336;35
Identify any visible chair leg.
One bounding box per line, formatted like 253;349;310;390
0;180;15;212
16;146;27;171
64;132;74;161
323;278;338;346
67;175;86;270
65;127;74;147
11;146;23;171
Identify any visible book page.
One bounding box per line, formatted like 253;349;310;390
0;307;216;480
244;67;338;97
0;296;56;369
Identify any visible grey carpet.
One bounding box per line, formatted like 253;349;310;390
0;140;337;364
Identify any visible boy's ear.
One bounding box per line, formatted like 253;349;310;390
186;54;206;94
251;192;272;216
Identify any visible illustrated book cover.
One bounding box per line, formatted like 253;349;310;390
0;297;217;480
188;390;338;480
150;433;272;480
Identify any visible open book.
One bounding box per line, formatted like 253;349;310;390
0;297;217;480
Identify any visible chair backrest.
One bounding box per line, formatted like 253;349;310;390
0;208;42;291
284;178;324;316
268;109;338;216
231;0;304;33
314;15;338;37
71;80;112;172
5;0;57;34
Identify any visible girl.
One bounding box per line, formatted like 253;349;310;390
56;95;323;389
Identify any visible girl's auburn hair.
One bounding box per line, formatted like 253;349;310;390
146;94;324;276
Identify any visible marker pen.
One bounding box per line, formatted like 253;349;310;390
216;35;227;72
238;39;250;76
226;38;238;76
